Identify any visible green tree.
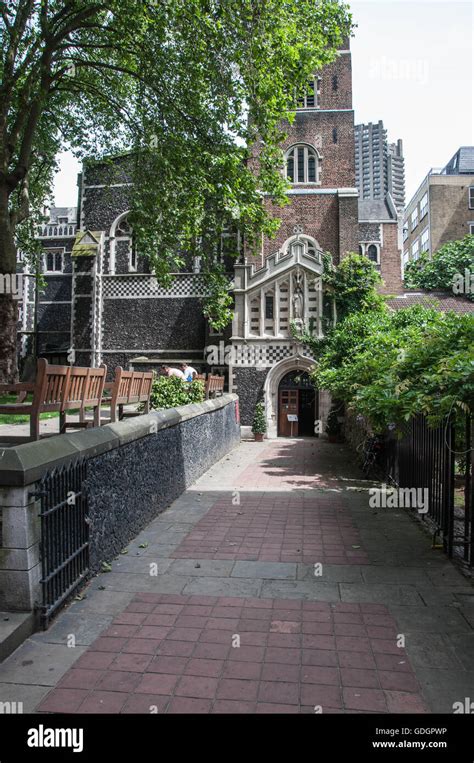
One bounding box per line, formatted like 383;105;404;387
404;235;474;300
0;0;352;380
313;306;474;432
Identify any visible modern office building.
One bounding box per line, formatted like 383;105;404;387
402;147;474;272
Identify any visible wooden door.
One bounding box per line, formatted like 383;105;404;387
279;389;299;436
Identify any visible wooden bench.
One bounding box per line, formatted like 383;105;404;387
0;359;107;440
62;364;108;432
103;367;154;423
205;374;225;399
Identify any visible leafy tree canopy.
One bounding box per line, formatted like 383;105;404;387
312;305;474;433
0;0;353;342
404;235;474;301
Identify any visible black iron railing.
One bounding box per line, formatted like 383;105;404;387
394;413;473;568
36;459;89;627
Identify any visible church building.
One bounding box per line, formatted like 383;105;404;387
18;41;403;438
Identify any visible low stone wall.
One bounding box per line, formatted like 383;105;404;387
0;395;240;612
86;397;240;572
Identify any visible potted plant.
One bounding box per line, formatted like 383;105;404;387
252;402;267;442
326;403;344;443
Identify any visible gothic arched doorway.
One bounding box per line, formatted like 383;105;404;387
278;370;318;437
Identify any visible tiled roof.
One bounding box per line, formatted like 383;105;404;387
49;206;77;223
358;198;397;222
387;291;474;314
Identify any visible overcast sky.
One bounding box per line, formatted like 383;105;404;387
53;0;474;208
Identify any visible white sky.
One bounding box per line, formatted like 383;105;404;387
53;0;474;208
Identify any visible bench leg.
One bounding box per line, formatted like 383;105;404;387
59;411;66;434
93;405;100;428
30;414;40;441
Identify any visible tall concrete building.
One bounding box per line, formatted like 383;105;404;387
387;139;405;212
355;121;405;212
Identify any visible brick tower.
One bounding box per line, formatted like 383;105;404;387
231;41;359;436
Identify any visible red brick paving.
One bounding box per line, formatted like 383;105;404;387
233;440;364;490
171;494;368;564
38;593;428;714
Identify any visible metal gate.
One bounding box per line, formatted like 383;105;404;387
37;459;89;627
397;413;473;568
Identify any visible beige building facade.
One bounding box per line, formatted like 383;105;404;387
403;147;474;272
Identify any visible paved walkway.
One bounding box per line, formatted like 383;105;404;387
0;438;473;713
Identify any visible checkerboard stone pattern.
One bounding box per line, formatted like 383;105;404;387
38;594;428;714
171;495;368;565
102;274;208;299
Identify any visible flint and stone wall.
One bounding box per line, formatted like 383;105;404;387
232;368;269;426
0;395;240;612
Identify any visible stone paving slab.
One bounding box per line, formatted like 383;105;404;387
30;613;113;647
167;559;236;577
0;641;87;686
37;593;429;715
0;683;51;713
231;561;297;580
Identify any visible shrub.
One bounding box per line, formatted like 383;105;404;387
149;376;205;410
252;402;267;434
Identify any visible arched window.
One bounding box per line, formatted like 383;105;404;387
367;244;379;263
112;213;137;272
116;217;132;237
285;145;319;184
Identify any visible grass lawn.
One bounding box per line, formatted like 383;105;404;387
0;394;60;425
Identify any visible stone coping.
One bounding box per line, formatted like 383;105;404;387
0;394;238;488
